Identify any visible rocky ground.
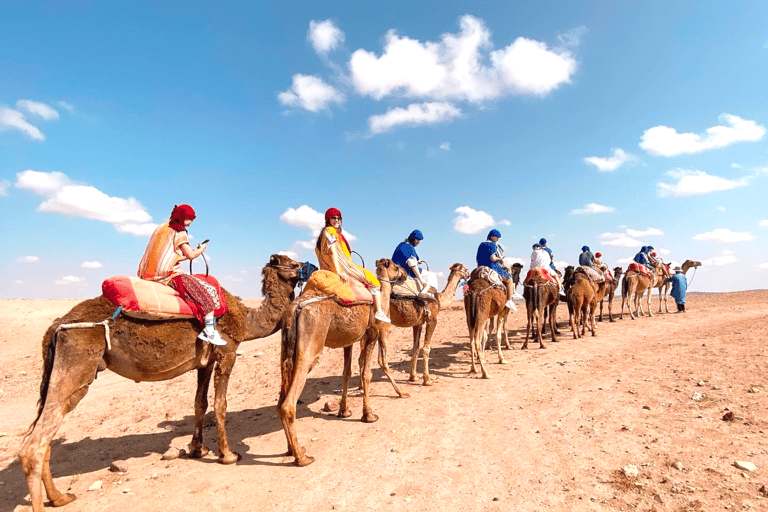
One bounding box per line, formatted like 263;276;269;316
1;290;768;512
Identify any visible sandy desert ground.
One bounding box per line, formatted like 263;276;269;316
1;289;768;512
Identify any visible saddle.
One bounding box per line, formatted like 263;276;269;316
627;262;653;278
300;270;373;306
524;267;556;285
102;275;228;320
576;265;606;284
471;266;504;287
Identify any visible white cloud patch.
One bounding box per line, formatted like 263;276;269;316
278;250;299;260
759;219;768;227
717;206;726;212
640;114;766;157
657;169;750;197
18;255;40;263
15;170;157;236
0;179;11;196
440;141;450;151
703;250;738;266
16;100;59;120
369;102;461;134
55;275;84;285
600;227;662;248
278;74;345;112
759;262;768;270
453;206;500;234
279;205;326;236
692;228;754;243
571;203;615;215
0;105;45;140
350;16;577;103
626;227;664;237
583;148;638;172
557;25;587;47
81;261;103;269
57;101;75;113
308;19;345;55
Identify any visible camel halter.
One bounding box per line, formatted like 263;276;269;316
54;306;123;351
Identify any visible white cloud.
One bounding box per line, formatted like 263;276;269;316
640;114;766;157
717;206;726;211
17;256;40;263
0;179;11;196
16;100;59;120
278;250;299;260
760;219;768;227
703;250;738;266
0;105;45;140
453;206;498;234
499;219;511;226
583;148;638;172
571;203;615;215
308;19;345;55
626;227;664;237
81;261;103;269
601;235;641;248
616;256;634;264
55;275;84;285
350;15;576;102
440;141;450;151
369;102;461;134
692;228;754;243
502;256;525;267
557;26;587;47
657;169;750;197
15;170;157;236
57;101;75;113
599;227;662;248
278;74;345;112
279;205;326;236
759;262;768;270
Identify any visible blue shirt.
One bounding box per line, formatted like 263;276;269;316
476;241;511;278
667;273;687;303
392;241;419;278
634;252;650;266
579;251;595;267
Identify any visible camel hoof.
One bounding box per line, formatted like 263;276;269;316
188;444;210;459
481;373;490;379
423;379;435;387
338;408;353;419
361;413;379;423
295;454;315;467
499;359;508;364
51;493;77;507
408;375;418;382
219;452;240;464
540;345;547;349
397;391;411;399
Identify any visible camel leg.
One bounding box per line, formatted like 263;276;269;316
421;319;437;386
646;287;654;317
494;313;508;364
376;327;409;398
408;324;423;382
212;350;240;464
468;324;479;374
338;346;354;418
188;365;214;459
549;304;559;345
501;312;513;350
476;328;491;378
19;332;103;511
359;331;379;423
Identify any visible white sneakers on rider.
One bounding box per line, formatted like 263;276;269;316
374;310;391;323
505;299;518;312
199;314;227;345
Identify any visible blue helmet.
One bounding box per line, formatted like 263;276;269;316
408;229;424;240
539;238;547;245
487;229;501;239
641;246;648;252
533;243;542;249
582;245;590;252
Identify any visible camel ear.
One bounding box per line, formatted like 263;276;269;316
269;254;279;265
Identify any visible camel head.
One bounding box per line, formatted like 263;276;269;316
613;266;623;279
683;259;702;269
562;266;575;289
449;262;470;281
375;258;408;283
263;254;303;294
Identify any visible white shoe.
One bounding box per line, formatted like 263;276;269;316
374;311;391;323
505;300;517;312
199;327;227;346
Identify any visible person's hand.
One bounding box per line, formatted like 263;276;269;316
197;242;209;253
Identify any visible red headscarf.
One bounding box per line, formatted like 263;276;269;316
169;204;196;232
595;252;602;258
324;207;351;253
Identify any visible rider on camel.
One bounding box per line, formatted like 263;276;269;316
476;229;516;309
538;238;565;297
392;229;438;301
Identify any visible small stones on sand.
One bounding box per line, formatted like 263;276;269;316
642;405;651;410
323;400;339;413
672;461;684;470
758;485;768;497
747;388;760;394
253;351;265;357
697;381;706;387
691;392;704;402
235;350;245;356
161;447;181;461
734;461;757;472
723;411;736;422
87;480;103;491
622;464;639;478
109;460;129;473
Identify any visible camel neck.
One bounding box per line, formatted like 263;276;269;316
437;270;464;310
241;273;295;341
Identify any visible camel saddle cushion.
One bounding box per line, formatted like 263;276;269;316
471;266;504;287
524;267;556;284
576;265;606;283
392;276;422;298
101;275;228;320
301;270;373;306
627;262;653;278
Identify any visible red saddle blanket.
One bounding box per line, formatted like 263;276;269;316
524;267;556;284
627;262;653;278
301;270;373;305
102;275;228;320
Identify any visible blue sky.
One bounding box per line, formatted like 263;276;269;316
2;0;767;299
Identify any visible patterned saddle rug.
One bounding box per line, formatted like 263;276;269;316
102;275;228;320
301;270;373;306
627;262;653;278
471;266;504;287
577;265;606;284
524;267;556;285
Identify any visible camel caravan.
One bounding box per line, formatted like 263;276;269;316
16;206;701;511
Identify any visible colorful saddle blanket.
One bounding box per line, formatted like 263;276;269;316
524;267;556;284
301;270;373;305
627;262;653;278
471;266;504;287
102;275;228;320
577;265;606;283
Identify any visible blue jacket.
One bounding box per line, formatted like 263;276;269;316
392;241;420;278
667;273;687;303
579;251;595;267
476;241;511;278
634;252;650;267
542;246;557;271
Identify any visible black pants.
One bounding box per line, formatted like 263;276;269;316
676;302;685;312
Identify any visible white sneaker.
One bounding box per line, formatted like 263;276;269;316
505;300;517;312
374;311;391;323
199;328;227;346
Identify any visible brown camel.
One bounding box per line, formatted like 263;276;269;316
463;268;507;378
486;263;524;350
620;261;666;320
598;266;624;322
653;259;702;313
18;254;303;512
566;271;596;339
682;259;702;275
277;258;406;467
522;270;560;349
373;262;469;389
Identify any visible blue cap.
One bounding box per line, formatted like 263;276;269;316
533;243;542;249
408;229;424;240
647;245;654;251
488;229;501;239
539;238;547;245
582;245;590;252
641;246;648;252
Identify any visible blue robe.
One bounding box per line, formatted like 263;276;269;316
392;241;420;279
667;273;687;304
476;241;511;278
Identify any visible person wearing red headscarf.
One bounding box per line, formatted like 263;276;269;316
315;207;390;323
138;204;225;345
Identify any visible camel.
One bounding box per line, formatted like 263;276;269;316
373;262;469;389
463;267;508;379
620;261;666;320
277;258;406;467
522;270;560;349
598;267;624;322
18;254;303;512
652;259;702;313
486;263;524;350
566;269;610;338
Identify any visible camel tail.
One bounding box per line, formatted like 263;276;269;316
467;290;478;331
26;329;59;435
